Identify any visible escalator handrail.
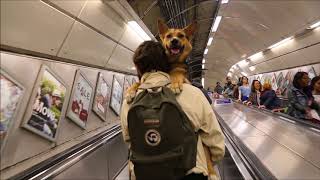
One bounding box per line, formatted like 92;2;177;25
233;100;320;133
11;124;122;180
222;130;255;180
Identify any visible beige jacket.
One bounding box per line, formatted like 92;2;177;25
120;72;225;178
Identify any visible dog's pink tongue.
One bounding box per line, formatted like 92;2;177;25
171;49;180;54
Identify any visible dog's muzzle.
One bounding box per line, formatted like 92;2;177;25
167;39;185;55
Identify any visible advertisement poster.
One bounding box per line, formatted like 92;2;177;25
110;76;123;116
67;70;93;129
0;70;24;151
249;63;319;98
123;77;131;100
132;77;138;85
24;67;66;141
93;73;111;121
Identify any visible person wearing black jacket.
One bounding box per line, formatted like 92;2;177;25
287;72;320;120
260;82;281;110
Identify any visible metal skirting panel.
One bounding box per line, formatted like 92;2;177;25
107;134;129;180
54;145;109;179
54;133;128;180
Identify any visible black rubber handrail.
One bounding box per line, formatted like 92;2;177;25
10;124;122;180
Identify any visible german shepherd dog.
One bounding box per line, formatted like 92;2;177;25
127;20;216;178
157;19;196;93
126;19;196;99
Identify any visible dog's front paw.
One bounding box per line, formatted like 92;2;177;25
169;74;184;94
125;82;140;103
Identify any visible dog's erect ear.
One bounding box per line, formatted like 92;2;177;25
158;19;169;39
183;21;197;39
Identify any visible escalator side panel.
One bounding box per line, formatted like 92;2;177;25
107;134;128;180
54;144;109;179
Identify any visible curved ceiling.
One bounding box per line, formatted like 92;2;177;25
127;0;219;82
204;0;320;88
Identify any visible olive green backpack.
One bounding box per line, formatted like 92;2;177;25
127;85;198;180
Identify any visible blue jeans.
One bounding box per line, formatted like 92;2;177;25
241;96;249;101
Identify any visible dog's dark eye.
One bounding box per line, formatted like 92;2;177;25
166;34;172;39
178;34;185;38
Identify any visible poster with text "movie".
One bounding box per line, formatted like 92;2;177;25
67;71;93;128
27;69;66;140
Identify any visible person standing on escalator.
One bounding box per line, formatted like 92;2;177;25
120;41;225;180
237;76;250;102
246;80;262;106
311;76;320;105
287;72;320;120
223;77;234;98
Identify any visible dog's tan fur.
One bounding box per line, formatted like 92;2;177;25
158;19;195;93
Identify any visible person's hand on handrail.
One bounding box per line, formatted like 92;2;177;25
258;105;266;109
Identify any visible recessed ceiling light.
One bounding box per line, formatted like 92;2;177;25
237;59;249;67
241;72;248;76
249;52;263;62
221;0;229;4
212;16;222;32
202;59;206;63
207;37;214;46
204;48;208;54
202;78;205;87
308;21;320;29
249;66;256;71
131;67;136;70
232;64;238;69
268;37;293;49
128;21;151;40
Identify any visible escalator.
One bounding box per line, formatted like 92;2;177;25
214;101;320;179
11;125;128;180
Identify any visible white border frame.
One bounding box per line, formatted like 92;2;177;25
92;72;111;121
0;69;25;153
22;65;68;142
66;69;94;129
110;75;123;116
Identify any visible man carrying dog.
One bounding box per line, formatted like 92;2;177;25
120;41;225;180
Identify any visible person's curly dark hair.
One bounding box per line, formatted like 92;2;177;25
292;71;312;98
133;41;170;79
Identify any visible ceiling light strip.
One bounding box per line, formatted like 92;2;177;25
128;21;151;40
268;37;293;49
207;37;214;46
212;16;222;32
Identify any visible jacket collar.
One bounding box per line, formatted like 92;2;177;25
139;71;171;89
291;86;307;95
